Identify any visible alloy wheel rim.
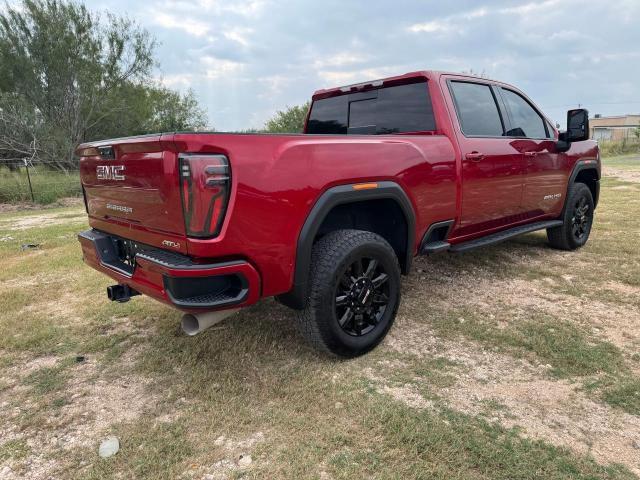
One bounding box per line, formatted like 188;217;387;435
334;257;390;337
571;196;591;240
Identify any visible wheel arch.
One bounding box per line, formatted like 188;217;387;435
277;181;416;310
568;161;600;209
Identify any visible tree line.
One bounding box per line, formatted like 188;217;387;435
0;0;311;173
0;0;207;171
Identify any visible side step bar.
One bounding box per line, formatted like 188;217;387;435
421;240;450;254
421;220;563;254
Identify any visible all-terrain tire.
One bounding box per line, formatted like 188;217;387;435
547;182;594;250
297;229;401;358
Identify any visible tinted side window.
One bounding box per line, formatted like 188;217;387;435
501;89;548;138
450;82;504;136
376;82;435;134
307;81;435;135
307;95;348;134
547;120;556;138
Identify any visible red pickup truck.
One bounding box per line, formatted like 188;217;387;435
77;71;599;357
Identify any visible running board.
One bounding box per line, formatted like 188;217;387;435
421;240;450;254
448;220;563;253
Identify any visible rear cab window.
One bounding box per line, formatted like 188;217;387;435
306;81;436;135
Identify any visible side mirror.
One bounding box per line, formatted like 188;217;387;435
566;108;589;142
556;108;589;152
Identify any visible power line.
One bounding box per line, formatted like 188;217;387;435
545;100;640;109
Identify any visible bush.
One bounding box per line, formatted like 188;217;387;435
263;102;310;133
598;138;640;157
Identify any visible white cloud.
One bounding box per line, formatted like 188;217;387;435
462;7;488;20
225;0;267;17
408;20;451;33
317;67;400;88
157;73;195;89
313;53;370;69
548;30;589;42
409;1;565;36
408;6;488;34
201;56;245;79
317;70;361;85
151;11;210;37
81;0;640;130
499;0;562;15
223;27;254;47
150;0;267;17
257;74;294;98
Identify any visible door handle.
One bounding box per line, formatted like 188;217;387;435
524;151;538;157
465;152;485;162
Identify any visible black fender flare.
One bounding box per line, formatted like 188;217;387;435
565;160;601;211
277;181;416;310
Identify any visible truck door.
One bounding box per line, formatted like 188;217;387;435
447;80;525;235
497;87;566;218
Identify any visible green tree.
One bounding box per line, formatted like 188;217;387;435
0;0;208;171
263;102;310;133
0;0;155;169
141;87;208;133
96;84;208;138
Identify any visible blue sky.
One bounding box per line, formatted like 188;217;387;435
29;0;640;130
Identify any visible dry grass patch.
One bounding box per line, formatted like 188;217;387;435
1;163;639;479
376;320;640;475
0;197;82;214
445;376;640;475
603;155;640;183
0;344;160;479
0;211;86;231
604;167;640;183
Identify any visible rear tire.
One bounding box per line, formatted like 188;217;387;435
547;182;594;250
297;229;401;358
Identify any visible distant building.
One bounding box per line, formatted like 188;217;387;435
590;114;640;141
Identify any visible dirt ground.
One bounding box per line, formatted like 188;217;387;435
0;157;639;479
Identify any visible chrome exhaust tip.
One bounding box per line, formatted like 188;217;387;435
181;309;239;336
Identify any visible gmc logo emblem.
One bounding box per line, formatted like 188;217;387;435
96;165;125;181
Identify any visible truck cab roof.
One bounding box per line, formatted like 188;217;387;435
311;70;500;100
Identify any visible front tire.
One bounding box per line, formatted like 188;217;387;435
297;229;401;358
547;182;594;250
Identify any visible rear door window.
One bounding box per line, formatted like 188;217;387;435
307;81;435;135
375;82;436;134
500;88;549;138
449;81;504;137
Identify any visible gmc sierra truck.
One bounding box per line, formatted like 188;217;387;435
77;71;599;357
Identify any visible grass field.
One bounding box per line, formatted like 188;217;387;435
0;166;81;204
0;156;639;479
598;139;640;158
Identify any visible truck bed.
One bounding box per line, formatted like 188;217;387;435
77;131;457;298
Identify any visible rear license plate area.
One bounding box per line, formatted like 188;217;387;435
113;238;140;271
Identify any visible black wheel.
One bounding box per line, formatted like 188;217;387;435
297;229;401;357
547;182;594;250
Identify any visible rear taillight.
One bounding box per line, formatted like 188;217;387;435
179;153;231;238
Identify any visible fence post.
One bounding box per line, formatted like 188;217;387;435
23;158;35;202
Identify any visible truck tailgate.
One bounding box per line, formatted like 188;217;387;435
78;134;187;250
